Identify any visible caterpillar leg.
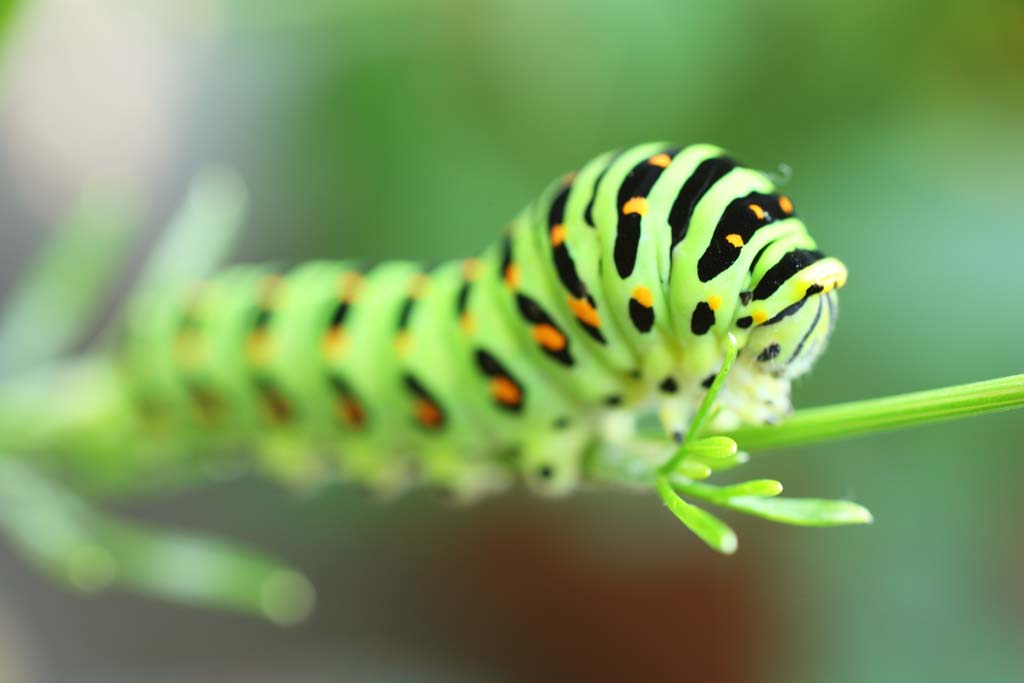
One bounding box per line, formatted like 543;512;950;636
518;426;591;497
657;397;693;444
339;442;417;498
259;436;333;492
420;446;513;504
655;333;792;441
709;355;793;431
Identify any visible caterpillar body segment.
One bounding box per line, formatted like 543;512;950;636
117;143;846;500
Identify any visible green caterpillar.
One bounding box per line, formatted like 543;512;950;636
118;142;846;502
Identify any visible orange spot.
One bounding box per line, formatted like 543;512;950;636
246;330;274;364
409;273;430;299
461;258;481;280
564;171;577;183
504;264;520;289
189;386;223;423
550;223;567;247
260;387;291;423
337;398;365;427
752;310;768;325
415;399;443;427
323;327;347;359
632;285;653;308
349;275;366;302
533;323;567;352
778;195;793;215
708;294;722;311
725;233;744;248
394;331;413;355
337;273;364;302
490;376;522;406
622;196;648;216
459;313;475;335
261;273;283;292
567;296;601;328
748;204;765;220
648;153;672;168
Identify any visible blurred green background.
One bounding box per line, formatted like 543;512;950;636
0;0;1022;680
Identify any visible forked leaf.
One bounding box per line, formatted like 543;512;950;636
130;167;248;296
679;435;738;460
95;520;315;626
723;495;874;527
676;460;712;480
690;449;750;472
658;335;740;476
656;476;737;554
677;478;784;502
0;190;139;375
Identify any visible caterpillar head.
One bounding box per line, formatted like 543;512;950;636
742;255;846;380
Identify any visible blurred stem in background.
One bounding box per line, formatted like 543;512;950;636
0;166;314;626
0;0;18;32
0;458;314;626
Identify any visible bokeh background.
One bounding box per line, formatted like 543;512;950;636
0;0;1022;681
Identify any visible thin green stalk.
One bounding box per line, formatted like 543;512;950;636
659;334;739;474
721;373;1024;452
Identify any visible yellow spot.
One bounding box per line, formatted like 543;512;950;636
752;310;768;325
725;233;744;248
504;264;520;289
394;330;413;356
748;204;765;220
459;313;475;335
632;285;653;308
262;273;284;291
491;376;522;406
338;273;365;303
550;223;567;247
247;330;274;364
175;332;206;368
778;195;793;215
461;258;481;280
322;327;347;359
533;324;567;352
648;153;672;168
409;273;430;299
567;296;601;328
800;258;849;294
708;294;722;311
336;273;355;297
259;275;285;307
622;196;648;216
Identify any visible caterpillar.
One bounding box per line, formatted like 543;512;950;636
114;141;846;504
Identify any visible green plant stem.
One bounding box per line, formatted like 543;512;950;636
721;373;1024;452
659;334;739;474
